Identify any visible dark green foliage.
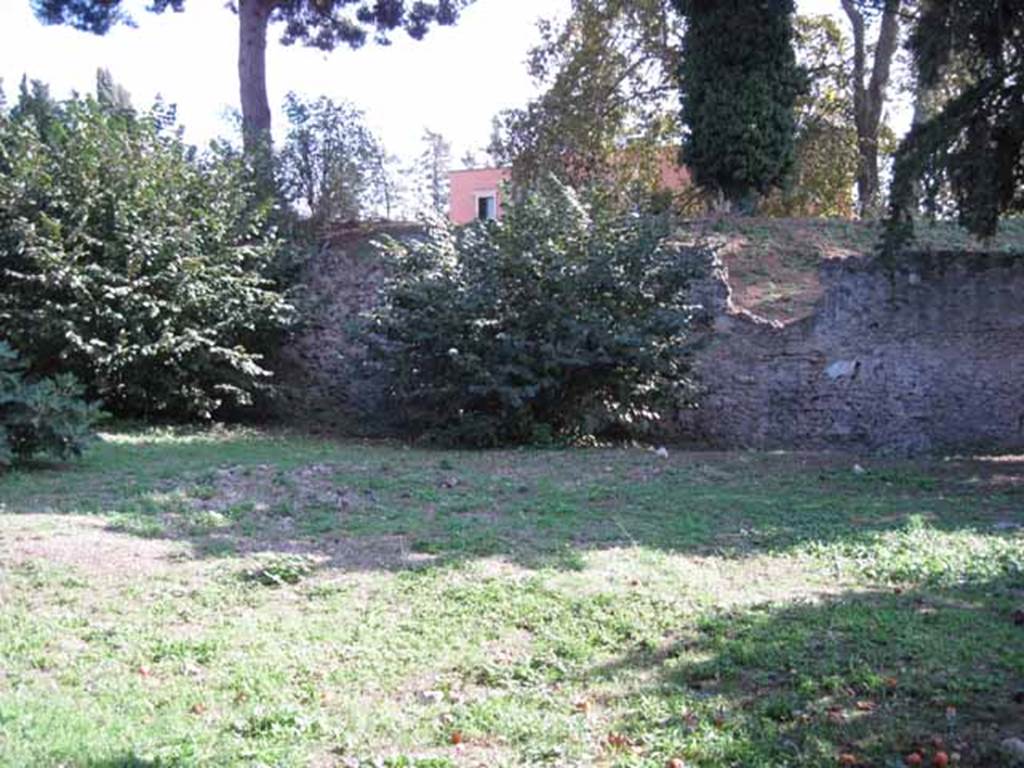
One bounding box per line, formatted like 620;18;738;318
0;80;293;420
0;341;101;467
370;179;698;446
887;0;1024;245
32;0;461;46
673;0;805;208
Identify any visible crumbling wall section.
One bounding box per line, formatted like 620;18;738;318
679;248;1024;452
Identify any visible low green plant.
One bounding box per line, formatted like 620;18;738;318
0;340;100;467
370;178;699;445
243;553;315;587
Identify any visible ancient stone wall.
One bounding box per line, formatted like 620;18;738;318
280;227;1023;452
271;225;413;434
679;248;1024;453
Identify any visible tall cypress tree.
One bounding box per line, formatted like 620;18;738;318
673;0;804;210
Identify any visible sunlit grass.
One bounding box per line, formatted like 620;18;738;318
1;427;1021;766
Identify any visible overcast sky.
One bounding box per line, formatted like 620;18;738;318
1;0;874;167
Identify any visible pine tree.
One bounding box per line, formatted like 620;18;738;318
672;0;804;210
887;0;1024;244
32;1;467;157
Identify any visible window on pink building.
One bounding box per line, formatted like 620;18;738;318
476;194;497;221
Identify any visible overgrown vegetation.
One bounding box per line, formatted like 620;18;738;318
370;180;699;446
0;426;1021;765
0;77;293;420
0;340;100;467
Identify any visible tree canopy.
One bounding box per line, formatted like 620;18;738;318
888;0;1024;243
31;0;468;153
672;0;805;209
762;13;859;217
278;92;388;225
488;0;682;210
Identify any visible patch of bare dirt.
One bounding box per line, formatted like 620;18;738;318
0;514;186;578
194;462;362;515
675;217;873;323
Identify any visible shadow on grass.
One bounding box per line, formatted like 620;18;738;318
3;428;1022;576
104;448;1024;576
584;573;1024;767
81;758;162;768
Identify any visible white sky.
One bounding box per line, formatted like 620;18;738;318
0;0;880;168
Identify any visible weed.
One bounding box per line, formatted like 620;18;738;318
242;553;316;586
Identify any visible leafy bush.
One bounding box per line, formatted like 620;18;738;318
370;179;699;446
0;79;293;420
0;341;101;467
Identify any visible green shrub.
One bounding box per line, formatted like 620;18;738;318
369;179;698;446
0;341;101;467
0;81;293;420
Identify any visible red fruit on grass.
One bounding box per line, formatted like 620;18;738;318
606;732;631;748
838;753;857;766
666;759;686;768
905;753;923;766
932;752;949;767
450;730;463;745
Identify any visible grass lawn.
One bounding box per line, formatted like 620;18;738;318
1;427;1022;767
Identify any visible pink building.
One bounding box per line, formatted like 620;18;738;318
448;167;512;225
448;152;691;225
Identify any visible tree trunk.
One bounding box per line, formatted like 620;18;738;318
841;0;901;219
238;0;274;158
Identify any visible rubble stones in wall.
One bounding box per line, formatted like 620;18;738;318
678;248;1024;453
278;226;1023;453
272;224;420;434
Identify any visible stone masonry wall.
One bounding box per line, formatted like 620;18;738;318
272;225;411;434
281;227;1024;452
679;248;1024;453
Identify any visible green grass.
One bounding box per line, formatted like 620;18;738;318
1;427;1022;767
